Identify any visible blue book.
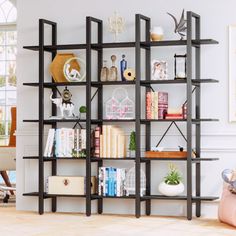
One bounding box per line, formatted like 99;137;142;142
105;167;109;196
113;168;117;196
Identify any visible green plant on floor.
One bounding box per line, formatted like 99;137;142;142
79;106;86;113
129;131;136;151
164;164;182;185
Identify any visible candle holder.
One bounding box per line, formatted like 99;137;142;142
174;54;187;80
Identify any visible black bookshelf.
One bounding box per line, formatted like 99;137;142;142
23;11;219;220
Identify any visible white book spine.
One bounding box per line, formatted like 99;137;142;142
81;129;86;149
44;129;52;157
47;129;55;157
116;168;121;197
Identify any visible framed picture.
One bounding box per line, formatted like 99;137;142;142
151;60;168;80
229;25;236;122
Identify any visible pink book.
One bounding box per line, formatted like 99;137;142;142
158;92;168;119
94;127;101;157
146;92;152;119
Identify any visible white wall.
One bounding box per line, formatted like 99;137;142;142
16;0;236;217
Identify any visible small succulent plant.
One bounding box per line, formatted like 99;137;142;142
164;164;182;185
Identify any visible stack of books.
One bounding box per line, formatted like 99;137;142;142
165;108;184;120
146;91;168;119
93;125;126;158
44;128;86;158
98;167;126;197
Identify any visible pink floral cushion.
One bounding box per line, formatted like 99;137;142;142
218;184;236;227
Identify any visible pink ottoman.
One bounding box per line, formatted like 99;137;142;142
218;184;236;227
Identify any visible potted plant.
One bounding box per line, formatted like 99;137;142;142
79;106;86;119
158;164;184;196
129;131;136;158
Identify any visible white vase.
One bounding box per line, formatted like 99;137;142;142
158;181;184;196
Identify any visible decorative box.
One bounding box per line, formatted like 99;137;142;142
46;176;96;195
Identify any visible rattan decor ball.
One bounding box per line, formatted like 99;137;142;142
125;167;146;196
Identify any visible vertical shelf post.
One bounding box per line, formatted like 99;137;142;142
186;11;193;220
38;19;44;215
51;22;57;213
86;16;92;217
144;17;151;216
135;14;141;218
195;15;201;217
97;19;103;215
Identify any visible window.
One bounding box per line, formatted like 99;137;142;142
0;0;16;146
0;0;16;185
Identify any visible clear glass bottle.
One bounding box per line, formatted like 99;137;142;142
100;60;109;82
108;55;118;81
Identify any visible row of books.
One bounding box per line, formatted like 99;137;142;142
98;167;126;197
44;128;86;157
146;91;168;119
93;125;126;158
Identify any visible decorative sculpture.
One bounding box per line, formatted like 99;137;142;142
50;87;74;118
108;11;125;42
108;55;118;81
167;9;187;40
63;57;86;82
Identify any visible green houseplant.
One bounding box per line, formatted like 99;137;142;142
158;164;184;196
129;131;136;157
79;106;86;119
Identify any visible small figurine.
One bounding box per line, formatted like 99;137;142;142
108;55;118;81
100;60;109;82
120;55;127;81
50;87;74;118
167;9;187;40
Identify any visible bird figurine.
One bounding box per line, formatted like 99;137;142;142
167;9;187;40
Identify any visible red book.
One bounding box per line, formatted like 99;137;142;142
94;127;101;157
165;114;183;120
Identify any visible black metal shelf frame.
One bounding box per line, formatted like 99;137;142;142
22;12;219;220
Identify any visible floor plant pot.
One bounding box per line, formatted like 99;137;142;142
158;181;184;196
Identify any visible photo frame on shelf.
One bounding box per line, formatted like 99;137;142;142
151;60;168;80
229;25;236;122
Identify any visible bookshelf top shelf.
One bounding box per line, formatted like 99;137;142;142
23;39;219;52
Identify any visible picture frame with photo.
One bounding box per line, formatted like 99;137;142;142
151;60;168;80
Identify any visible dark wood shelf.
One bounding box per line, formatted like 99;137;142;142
140;118;219;123
23;39;218;52
141;39;219;48
91;157;135;161
23;119;86;124
23;192;86;198
23;82;87;87
91;81;135;86
141;157;219;162
23;156;86;161
91;194;136;199
23;44;87;52
23;79;218;88
141;195;218;201
91;119;136;124
140;79;219;86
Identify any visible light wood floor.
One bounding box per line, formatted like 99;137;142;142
0;206;235;236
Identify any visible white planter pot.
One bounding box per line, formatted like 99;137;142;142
158;181;184;196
